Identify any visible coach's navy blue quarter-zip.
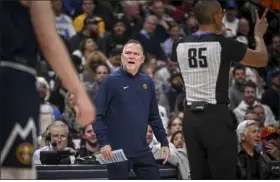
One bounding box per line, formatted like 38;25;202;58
94;67;168;157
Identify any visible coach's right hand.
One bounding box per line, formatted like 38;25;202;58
101;145;114;161
254;8;268;38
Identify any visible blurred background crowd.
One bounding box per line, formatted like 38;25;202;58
30;0;279;179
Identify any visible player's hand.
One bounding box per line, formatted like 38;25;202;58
101;145;113;161
161;146;170;165
254;8;268;38
73;89;95;127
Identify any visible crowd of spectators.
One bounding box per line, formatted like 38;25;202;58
29;0;279;179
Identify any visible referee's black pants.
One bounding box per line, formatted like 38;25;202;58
183;104;237;179
107;152;161;180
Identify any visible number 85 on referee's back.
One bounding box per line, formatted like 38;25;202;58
188;47;208;68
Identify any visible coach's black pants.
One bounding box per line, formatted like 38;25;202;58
107;152;161;180
183;104;237;179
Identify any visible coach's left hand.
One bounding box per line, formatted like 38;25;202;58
161;146;170;165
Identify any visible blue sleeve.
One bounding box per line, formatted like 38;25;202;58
148;79;169;147
93;77;112;148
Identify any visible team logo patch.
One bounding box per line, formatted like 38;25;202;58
16;142;33;165
143;83;148;89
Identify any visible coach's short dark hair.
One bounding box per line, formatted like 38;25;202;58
194;0;220;25
122;39;144;53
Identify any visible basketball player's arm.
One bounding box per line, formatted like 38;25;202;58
25;1;95;126
26;1;83;94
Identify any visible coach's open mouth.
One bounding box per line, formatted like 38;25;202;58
128;61;135;64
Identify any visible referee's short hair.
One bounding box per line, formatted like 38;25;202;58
194;0;221;25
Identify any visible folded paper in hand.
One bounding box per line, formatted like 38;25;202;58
95;149;128;164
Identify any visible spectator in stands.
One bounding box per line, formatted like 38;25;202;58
120;1;144;37
84;62;110;102
261;127;280;160
108;54;122;72
142;56;158;79
33;121;76;163
236;120;270;179
73;0;105;34
83;51;109;80
77;124;100;157
233;82;276;125
48;78;67;114
164;72;185;113
160;0;185;23
154;61;179;92
170;131;185;150
245;66;265;100
162;23;182;57
267;35;280;71
147;0;173;43
105;17;130;57
167;115;182;141
222;0;239;38
52;0;76;40
36;77;56;135
229;66;246;110
150;0;174;31
72;37;97;70
61;92;81;138
182;15;199;36
244;110;259;121
155;85;169;131
133;15;168;62
69;16;106;53
235;18;255;49
169;130;191;180
253;105;266;130
261;68;280;121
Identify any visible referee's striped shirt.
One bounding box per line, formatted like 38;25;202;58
171;32;247;104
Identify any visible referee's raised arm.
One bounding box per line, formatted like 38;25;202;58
239;8;269;67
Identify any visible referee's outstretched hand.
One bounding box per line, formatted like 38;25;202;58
254;8;268;38
101;145;114;162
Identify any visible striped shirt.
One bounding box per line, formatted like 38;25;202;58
171;32;247;104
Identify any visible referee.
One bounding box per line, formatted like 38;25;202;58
171;0;268;179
